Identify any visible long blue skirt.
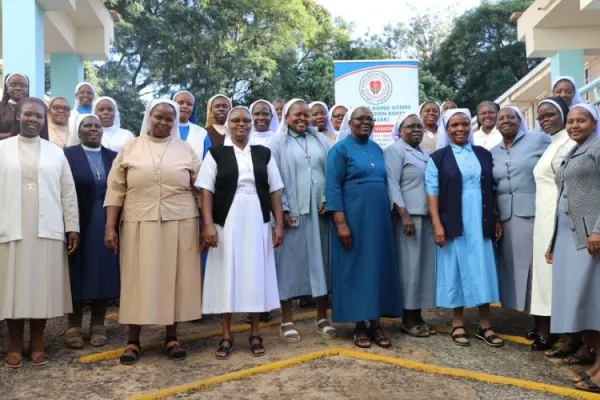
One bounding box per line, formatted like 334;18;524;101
435;184;499;308
69;197;120;302
330;179;403;323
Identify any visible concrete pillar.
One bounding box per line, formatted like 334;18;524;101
50;54;84;106
551;50;585;88
1;0;45;98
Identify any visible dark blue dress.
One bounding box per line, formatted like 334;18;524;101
65;145;120;302
326;135;403;322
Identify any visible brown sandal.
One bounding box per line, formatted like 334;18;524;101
165;340;186;361
120;342;142;365
4;353;23;369
66;327;84;349
89;325;108;347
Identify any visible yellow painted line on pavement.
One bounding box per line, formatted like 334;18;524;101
126;347;596;400
105;312;119;320
379;317;532;345
84;311;530;364
77;311;319;364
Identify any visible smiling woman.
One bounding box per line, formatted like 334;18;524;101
269;99;335;344
63;114;120;350
48;97;72;148
0;97;80;368
0;73;30;139
103;99;203;365
326;106;402;349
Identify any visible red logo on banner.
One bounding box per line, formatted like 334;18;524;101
369;80;382;94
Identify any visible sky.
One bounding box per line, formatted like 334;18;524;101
315;0;482;37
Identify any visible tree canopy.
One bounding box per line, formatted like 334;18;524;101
44;0;537;131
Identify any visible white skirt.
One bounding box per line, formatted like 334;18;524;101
202;190;280;314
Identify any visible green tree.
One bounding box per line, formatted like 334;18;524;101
430;0;540;112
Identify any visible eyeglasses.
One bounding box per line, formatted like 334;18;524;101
402;123;424;130
8;83;27;89
230;118;252;124
332;113;345;119
352;116;375;123
51;105;71;112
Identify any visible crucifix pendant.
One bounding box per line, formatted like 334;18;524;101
153;173;159;181
96;172;102;180
26;183;35;190
306;154;310;161
370;162;375;168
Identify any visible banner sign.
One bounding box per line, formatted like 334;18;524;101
334;60;419;148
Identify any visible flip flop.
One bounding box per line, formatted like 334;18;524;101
4;353;23;369
575;375;600;393
30;352;49;367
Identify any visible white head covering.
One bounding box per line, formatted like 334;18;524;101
276;98;307;135
205;94;233;127
329;104;347;119
499;105;529;135
249;99;279;133
70;114;102;146
336;106;375;142
552;76;583;106
392;110;421;141
92;96;121;130
74;82;96;110
223;106;252;136
308;101;336;136
140;99;181;140
569;103;600;134
436;108;474;149
4;73;30;105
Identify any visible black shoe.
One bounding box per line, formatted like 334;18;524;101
531;334;558;351
525;329;538;340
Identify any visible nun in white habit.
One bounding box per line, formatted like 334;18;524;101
249;99;279;147
196;106;284;358
309;101;337;145
76;96;136;152
384;110;436;337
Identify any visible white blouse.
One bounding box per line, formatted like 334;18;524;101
196;137;284;194
101;126;135;153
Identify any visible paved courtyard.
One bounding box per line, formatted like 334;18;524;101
0;305;594;399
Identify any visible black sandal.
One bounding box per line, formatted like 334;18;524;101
165;339;186;361
575;375;600;393
525;328;538;340
215;338;234;360
451;326;470;346
476;326;504;348
249;335;266;357
120;341;142;365
369;326;392;348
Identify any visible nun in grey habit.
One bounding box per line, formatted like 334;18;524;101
269;98;335;343
384;110;436;337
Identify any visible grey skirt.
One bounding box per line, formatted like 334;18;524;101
496;216;534;312
551;196;600;333
394;215;436;310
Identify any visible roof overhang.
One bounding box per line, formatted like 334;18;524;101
518;0;600;57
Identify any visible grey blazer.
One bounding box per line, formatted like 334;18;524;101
384;139;429;215
490;131;550;222
551;134;600;250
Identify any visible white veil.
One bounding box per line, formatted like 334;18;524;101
140;99;181;140
308;101;336;136
250;99;279;133
436;108;474;149
392;110;421;141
